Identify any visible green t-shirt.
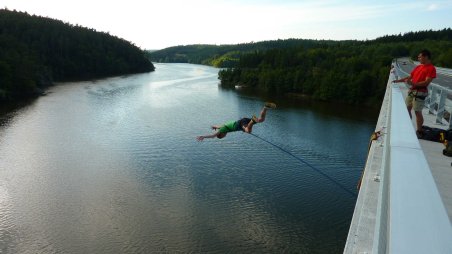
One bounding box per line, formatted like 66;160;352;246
219;120;238;133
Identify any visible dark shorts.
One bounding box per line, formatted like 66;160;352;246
235;118;252;131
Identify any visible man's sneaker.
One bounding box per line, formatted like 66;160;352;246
252;115;258;123
264;102;277;109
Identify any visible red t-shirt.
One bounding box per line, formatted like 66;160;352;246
410;63;436;92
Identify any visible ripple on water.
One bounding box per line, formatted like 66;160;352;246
0;63;374;253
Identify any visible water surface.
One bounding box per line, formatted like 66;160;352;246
0;63;377;253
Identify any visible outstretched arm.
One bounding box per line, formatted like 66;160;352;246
197;131;220;141
393;75;411;83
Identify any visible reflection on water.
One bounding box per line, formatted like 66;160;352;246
0;63;377;253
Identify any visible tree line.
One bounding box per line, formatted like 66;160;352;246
218;33;452;106
150;29;452;106
0;9;154;102
147;39;342;68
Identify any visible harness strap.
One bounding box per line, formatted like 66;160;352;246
408;90;427;100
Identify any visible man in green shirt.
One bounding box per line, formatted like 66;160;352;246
196;103;276;141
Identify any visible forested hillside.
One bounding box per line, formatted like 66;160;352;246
217;29;452;106
150;29;452;70
148;39;341;67
374;29;452;43
0;9;154;102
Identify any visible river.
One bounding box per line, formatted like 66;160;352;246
0;63;378;253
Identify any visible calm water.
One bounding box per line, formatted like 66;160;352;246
0;63;377;253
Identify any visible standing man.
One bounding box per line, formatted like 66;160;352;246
393;49;436;138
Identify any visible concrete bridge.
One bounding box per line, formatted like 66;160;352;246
344;59;452;253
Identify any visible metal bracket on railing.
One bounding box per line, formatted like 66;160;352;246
428;85;438;114
436;89;447;125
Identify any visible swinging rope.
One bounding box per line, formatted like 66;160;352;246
249;133;358;198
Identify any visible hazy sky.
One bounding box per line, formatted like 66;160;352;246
2;0;452;49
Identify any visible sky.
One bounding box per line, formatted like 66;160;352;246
2;0;452;49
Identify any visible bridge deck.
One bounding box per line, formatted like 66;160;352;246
413;106;452;221
398;84;452;222
397;59;452;222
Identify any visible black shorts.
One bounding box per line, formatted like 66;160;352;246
235;118;252;131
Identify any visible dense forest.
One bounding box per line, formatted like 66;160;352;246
150;29;452;106
222;31;452;106
0;9;154;102
147;39;343;68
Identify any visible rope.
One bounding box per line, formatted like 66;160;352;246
249;133;358;198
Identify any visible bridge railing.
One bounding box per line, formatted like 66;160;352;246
345;63;452;253
396;61;452;128
384;70;452;253
426;84;452;128
436;67;452;77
